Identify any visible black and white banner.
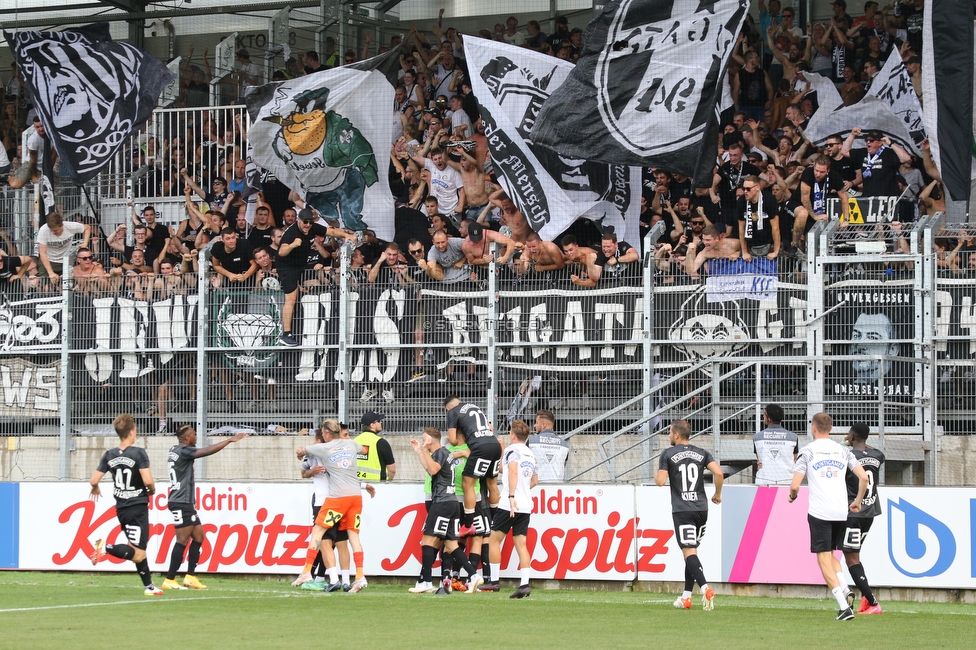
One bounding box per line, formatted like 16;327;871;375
922;0;974;203
824;280;916;399
4;23;174;185
464;39;641;244
804;95;919;154
868;49;925;145
245;68;394;239
532;0;747;183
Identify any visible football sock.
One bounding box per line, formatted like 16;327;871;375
327;566;339;584
481;543;491;580
105;543;135;561
684;563;694;593
353;551;364;581
686;554;707;589
848;563;876;605
441;551;453;580
187;541;201;575
682;590;692;599
469;552;482;576
520;568;530;587
313;553;326;578
341;569;350;585
462;508;475;527
302;547;318;574
836;571;848;591
832;585;850;610
452;548;476;577
421;545;437;583
490;563;501;582
135;559;153;587
167;542;186;580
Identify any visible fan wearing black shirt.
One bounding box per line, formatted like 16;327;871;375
88;413;163;596
573;232;638;286
210;228;256;288
737;177;780;262
715;143;761;230
798;156;850;248
247;204;276;250
843;128;912;197
277;208;357;346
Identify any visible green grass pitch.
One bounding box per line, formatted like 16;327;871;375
1;572;973;649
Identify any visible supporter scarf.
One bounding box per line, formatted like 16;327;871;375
743;193;766;240
833;44;845;79
862;145;886;179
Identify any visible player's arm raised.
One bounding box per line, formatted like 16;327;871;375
194;432;248;458
707;460;724;504
410;439;442;476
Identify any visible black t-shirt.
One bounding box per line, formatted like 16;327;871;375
830;156;857;183
594;241;636;279
736;190;778;247
167;444;197;505
124;244;160;267
247;226;275;250
851;146;902;197
429;446;456;504
211;240;254;275
277;222;328;270
800;167;845;215
847;447;885;519
901;5;924;54
0;254;24;281
96;446;152;509
446;402;496;449
658;444;715;513
376;437;396;482
718;161;761;219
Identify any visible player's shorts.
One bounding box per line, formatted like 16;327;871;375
471;497;491;537
277;265;303;294
838;516;875;552
808;515;846;553
312;504;349;542
168;503;200;529
490;508;530;537
672;510;708;549
423;500;460;540
116;505;150;551
462;439;502;479
314;495;363;532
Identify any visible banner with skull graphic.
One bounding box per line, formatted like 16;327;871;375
463;38;642;244
245;68;394;240
5;23;175;186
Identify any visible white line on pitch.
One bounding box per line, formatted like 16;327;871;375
0;594;294;614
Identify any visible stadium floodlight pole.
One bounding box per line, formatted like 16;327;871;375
59;249;76;481
486;241;498;429
196;246;211;480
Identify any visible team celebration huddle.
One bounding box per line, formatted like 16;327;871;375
87;401;884;618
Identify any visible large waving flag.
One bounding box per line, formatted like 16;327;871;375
868;50;925;145
245;68;394;239
464;38;642;244
4;23;174;186
532;0;748;184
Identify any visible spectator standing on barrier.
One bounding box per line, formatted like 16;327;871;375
655;418;722;611
37;212;90;286
277;208;356;347
356;411;396;482
839;422;885;615
527;409;568;483
753;404;799;486
842;128;911;197
789;412;868;622
737;176;780;263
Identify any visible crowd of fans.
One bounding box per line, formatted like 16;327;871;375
2;0;972;307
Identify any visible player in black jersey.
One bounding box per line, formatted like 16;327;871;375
162;425;248;591
88;414;162;596
655;419;723;611
409;427;483;594
444;395;502;537
839;423;886;615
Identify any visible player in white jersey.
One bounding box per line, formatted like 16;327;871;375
480;420;538;598
753;404;799;485
789;412;868;621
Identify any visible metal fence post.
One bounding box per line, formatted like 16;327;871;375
195;250;211;479
641;229;656;482
711;361;721;461
59;256;75;480
337;242;351;425
486;242;498;428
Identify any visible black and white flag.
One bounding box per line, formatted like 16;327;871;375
868;50;925;144
804;95;919;154
532;0;748;183
4;23;174;186
464;39;642;243
922;0;974;204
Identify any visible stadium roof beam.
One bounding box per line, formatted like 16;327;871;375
98;0;147;11
372;0;406;13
